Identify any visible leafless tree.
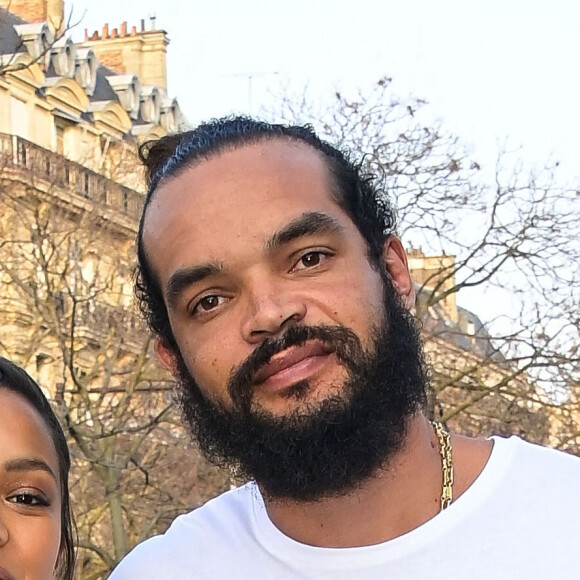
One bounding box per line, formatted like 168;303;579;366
0;137;233;579
271;78;580;450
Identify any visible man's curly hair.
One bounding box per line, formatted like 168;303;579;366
136;116;396;349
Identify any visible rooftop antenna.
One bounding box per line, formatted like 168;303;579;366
224;71;279;114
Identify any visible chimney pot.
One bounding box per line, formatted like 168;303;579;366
121;21;127;36
141;19;145;32
102;23;109;38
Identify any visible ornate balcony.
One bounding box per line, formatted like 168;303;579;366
0;133;143;228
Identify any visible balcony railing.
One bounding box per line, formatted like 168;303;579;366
54;293;146;347
0;133;143;222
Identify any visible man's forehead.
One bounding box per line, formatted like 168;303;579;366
162;138;330;191
143;139;337;235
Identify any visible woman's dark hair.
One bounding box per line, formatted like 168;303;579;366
0;357;75;580
135;115;396;349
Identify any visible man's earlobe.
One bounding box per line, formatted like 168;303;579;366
383;237;415;310
154;337;179;377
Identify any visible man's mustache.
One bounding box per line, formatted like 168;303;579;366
227;324;363;409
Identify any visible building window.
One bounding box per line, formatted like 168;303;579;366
56;125;65;154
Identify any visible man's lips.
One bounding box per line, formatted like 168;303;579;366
251;341;335;389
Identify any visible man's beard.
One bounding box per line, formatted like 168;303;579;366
173;274;428;502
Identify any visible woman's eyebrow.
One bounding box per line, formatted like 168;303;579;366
4;457;57;481
265;211;344;253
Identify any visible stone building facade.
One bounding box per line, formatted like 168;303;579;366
0;0;183;371
0;4;218;577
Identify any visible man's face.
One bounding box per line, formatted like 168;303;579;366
143;139;425;499
144;139;403;415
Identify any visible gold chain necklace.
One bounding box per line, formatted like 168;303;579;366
433;421;454;511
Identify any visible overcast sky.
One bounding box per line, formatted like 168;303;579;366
65;0;580;325
70;0;580;177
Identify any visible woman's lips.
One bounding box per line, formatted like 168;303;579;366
0;567;16;580
252;342;334;392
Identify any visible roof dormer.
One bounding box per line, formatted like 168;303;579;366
106;73;141;120
13;21;53;67
160;96;181;134
75;48;99;96
50;37;76;78
140;85;160;124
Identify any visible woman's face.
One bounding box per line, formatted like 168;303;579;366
0;389;62;580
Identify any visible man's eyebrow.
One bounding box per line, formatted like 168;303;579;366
166;262;223;308
4;457;57;480
266;212;345;252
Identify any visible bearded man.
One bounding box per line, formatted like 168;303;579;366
110;117;580;579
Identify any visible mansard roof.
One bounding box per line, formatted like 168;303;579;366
0;6;183;141
91;65;120;102
0;8;27;55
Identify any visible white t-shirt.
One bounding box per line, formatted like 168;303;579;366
109;437;580;579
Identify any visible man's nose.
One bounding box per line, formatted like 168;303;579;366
240;278;307;343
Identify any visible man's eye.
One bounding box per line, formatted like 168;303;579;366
193;295;225;314
294;251;330;271
8;492;49;507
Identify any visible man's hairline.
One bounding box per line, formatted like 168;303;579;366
144;134;341;213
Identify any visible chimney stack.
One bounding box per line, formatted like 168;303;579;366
0;0;65;36
81;19;169;90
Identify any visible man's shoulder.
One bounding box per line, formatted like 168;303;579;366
498;435;580;471
490;435;580;501
108;482;259;579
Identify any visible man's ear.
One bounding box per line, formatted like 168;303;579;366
154;336;180;377
383;236;415;310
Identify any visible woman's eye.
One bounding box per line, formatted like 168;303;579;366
8;492;49;507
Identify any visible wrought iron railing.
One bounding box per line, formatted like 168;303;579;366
0;133;143;222
54;292;146;346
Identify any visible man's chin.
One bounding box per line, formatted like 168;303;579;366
248;374;351;419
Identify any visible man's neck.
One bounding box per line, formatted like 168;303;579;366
261;413;493;548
